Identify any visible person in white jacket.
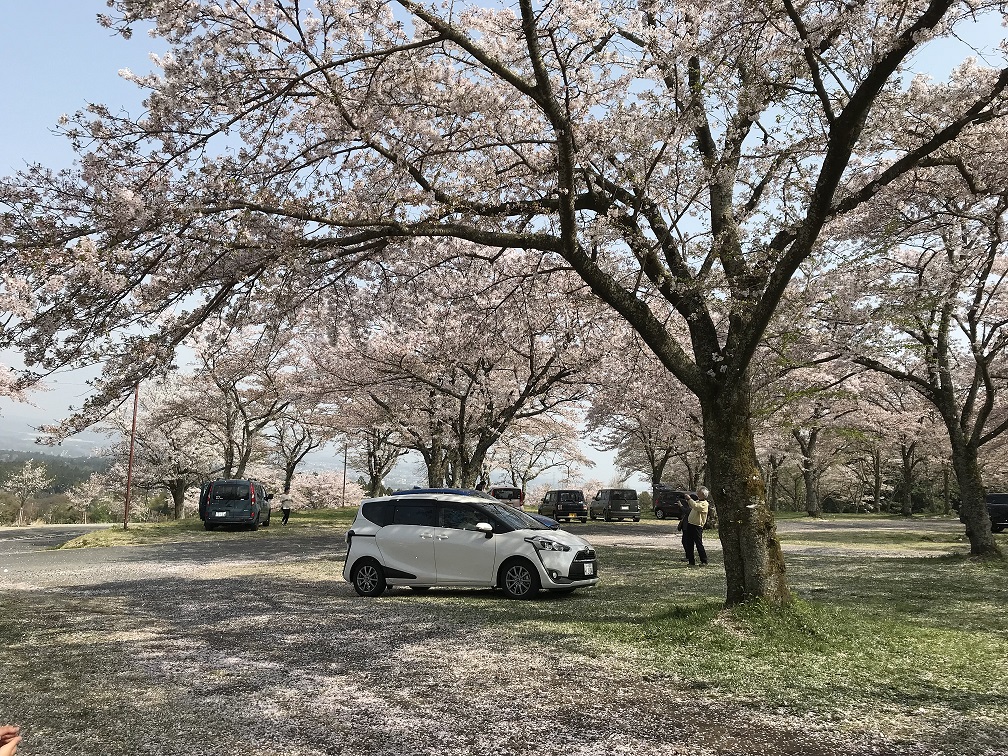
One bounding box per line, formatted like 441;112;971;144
683;486;709;566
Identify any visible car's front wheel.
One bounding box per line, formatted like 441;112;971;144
351;559;387;597
500;559;540;599
654;508;666;520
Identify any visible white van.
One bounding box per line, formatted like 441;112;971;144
343;490;599;598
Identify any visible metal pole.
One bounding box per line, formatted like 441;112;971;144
123;384;139;530
342;443;348;507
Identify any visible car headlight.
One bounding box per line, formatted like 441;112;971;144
525;536;570;552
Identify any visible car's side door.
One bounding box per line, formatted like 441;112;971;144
433;502;497;585
374;499;438;581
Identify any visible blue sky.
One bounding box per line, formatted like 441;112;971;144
0;3;1006;478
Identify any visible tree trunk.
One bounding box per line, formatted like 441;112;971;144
949;438;1001;558
792;428;821;518
169;481;187;520
872;448;883;513
701;380;790;606
900;442;916;517
767;454;783;512
942;463;951;516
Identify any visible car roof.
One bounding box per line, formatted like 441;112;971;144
389;487;495;498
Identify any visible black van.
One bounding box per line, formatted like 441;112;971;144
199;479;274;531
590;488;641;521
539;490;588;523
986;493;1008;533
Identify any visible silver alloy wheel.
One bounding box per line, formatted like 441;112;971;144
505;564;532;597
356;564;381;594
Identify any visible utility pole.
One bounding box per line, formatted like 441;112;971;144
123;384;139;530
342;442;348;507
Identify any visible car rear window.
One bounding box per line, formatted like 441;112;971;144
362;500;394;526
614;490;638;500
492;488;522;501
211;483;250;501
559;491;584;502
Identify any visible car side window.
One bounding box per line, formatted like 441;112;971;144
393;502;438;526
440;503;484;531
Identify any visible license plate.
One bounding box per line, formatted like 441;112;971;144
620;506;628;510
214;511;227;518
583;563;594;576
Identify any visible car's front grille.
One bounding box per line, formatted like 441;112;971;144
574;548;596;562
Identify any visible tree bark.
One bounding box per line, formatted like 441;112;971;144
168;480;187;520
948;436;1001;557
701;378;790;605
792;428;822;517
900;441;917;517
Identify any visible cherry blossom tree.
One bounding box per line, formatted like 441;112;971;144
586;337;704;489
826;126;1008;555
3;1;1008;601
485;412;593;494
102;377;217;518
312;257;596;487
2;459;54;525
66;472;114;525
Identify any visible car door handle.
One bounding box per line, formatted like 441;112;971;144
436;535;449;540
419;534;434;539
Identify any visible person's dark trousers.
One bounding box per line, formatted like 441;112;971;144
282;508;291;525
684;523;707;565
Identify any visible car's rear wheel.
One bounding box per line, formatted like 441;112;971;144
249;513;260;531
994;524;1005;533
604;511;612;522
654;509;666;520
500;559;540;599
633;517;640;522
203;520;215;531
351;559;387;597
580;518;587;523
262;509;271;527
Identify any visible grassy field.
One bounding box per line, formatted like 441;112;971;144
5;514;1005;754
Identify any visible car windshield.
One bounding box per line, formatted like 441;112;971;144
478;501;548;531
615;490;637;500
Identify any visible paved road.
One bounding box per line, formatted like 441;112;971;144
0;523;111;554
0;525;347;589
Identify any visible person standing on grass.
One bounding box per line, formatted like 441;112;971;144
683;486;710;566
0;725;21;756
280;491;293;526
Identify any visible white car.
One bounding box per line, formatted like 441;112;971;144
343;490;600;598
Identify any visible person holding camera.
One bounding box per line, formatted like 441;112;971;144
683;486;710;566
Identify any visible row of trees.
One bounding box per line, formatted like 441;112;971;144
3;1;1008;605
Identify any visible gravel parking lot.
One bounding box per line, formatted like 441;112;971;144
0;517;993;756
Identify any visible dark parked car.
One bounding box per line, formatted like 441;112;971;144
539;489;588;523
652;487;694;520
589;488;641;521
199;479;273;531
986;493;1008;533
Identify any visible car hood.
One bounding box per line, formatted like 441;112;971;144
522;528;592;550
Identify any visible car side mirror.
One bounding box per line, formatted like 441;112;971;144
266;493;274;500
476;522;494;538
